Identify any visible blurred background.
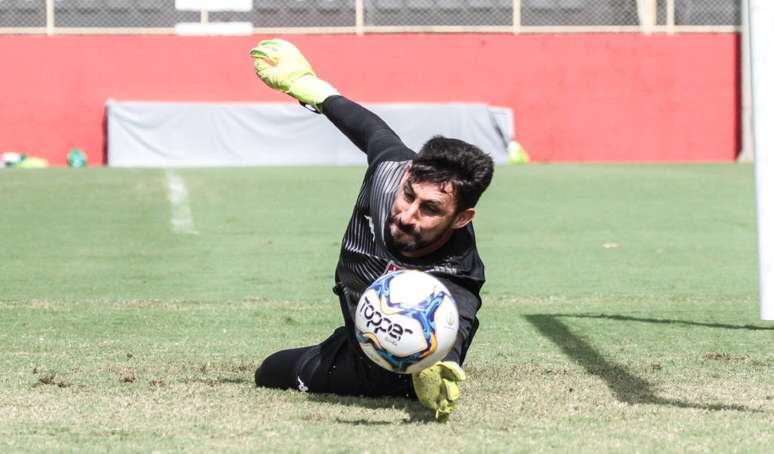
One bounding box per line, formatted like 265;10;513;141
0;0;745;166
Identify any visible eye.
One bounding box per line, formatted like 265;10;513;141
403;189;415;202
422;205;441;215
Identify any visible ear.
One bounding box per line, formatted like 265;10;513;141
451;208;475;229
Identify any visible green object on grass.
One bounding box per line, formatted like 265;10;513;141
508;141;529;164
16;155;48;168
67;148;87;168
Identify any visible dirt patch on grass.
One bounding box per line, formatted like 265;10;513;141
704;352;748;362
182;378;217;387
225;360;258;374
32;371;72;389
195;359;257;377
25;300;69;311
107;366;137;384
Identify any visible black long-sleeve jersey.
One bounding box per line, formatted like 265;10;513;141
323;95;486;364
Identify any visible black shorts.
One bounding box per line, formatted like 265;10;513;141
255;325;415;398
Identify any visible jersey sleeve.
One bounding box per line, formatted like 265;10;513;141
436;277;482;366
322;95;416;166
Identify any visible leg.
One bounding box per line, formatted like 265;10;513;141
255;326;415;398
308;326;415;398
255;329;356;393
255;345;321;390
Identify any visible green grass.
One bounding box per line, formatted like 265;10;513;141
1;164;771;452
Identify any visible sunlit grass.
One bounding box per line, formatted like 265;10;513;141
1;165;770;452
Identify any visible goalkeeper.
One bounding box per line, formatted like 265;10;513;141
251;39;494;420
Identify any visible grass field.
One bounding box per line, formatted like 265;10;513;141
1;164;772;452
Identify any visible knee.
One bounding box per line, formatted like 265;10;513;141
254;350;295;389
254;356;277;388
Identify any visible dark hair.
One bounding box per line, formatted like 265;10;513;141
408;136;494;212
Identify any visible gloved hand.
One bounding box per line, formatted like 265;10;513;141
411;361;466;421
250;38;339;113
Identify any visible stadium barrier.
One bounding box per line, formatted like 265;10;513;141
0;1;741;165
107;101;512;166
0;33;739;165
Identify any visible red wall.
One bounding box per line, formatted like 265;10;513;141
0;33;739;165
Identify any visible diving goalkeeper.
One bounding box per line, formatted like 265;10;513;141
251;39;494;420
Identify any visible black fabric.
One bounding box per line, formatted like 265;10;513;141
435;277;480;364
255;345;320;390
255;326;415;398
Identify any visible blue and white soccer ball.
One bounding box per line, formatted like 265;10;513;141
355;270;459;374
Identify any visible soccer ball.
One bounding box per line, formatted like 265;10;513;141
354;270;459;374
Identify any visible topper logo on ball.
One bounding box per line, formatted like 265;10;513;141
359;297;414;344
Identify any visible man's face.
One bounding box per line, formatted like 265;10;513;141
387;174;474;256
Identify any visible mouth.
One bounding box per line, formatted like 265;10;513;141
386;217;431;254
388;219;421;247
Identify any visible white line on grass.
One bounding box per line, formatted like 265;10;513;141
164;169;199;235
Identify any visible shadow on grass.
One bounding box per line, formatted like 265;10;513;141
306;393;437;424
524;314;758;412
562;314;774;331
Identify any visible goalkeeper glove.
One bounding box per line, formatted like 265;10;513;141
249;38;339;113
412;361;466;421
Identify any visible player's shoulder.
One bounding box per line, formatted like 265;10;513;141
371;157;411;174
365;158;411;191
368;141;416;168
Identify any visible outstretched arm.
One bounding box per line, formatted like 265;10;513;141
251;39;414;166
322;96;414;166
411;277;481;421
437;277;481;365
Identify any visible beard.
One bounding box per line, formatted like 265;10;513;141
386;213;442;254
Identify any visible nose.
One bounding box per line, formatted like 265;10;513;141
400;201;421;225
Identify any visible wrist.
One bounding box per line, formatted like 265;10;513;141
289;76;339;112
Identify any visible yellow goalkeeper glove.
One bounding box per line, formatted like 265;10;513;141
249;38;339;113
412;361;466;421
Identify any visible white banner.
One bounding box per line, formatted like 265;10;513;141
107;101;512;168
